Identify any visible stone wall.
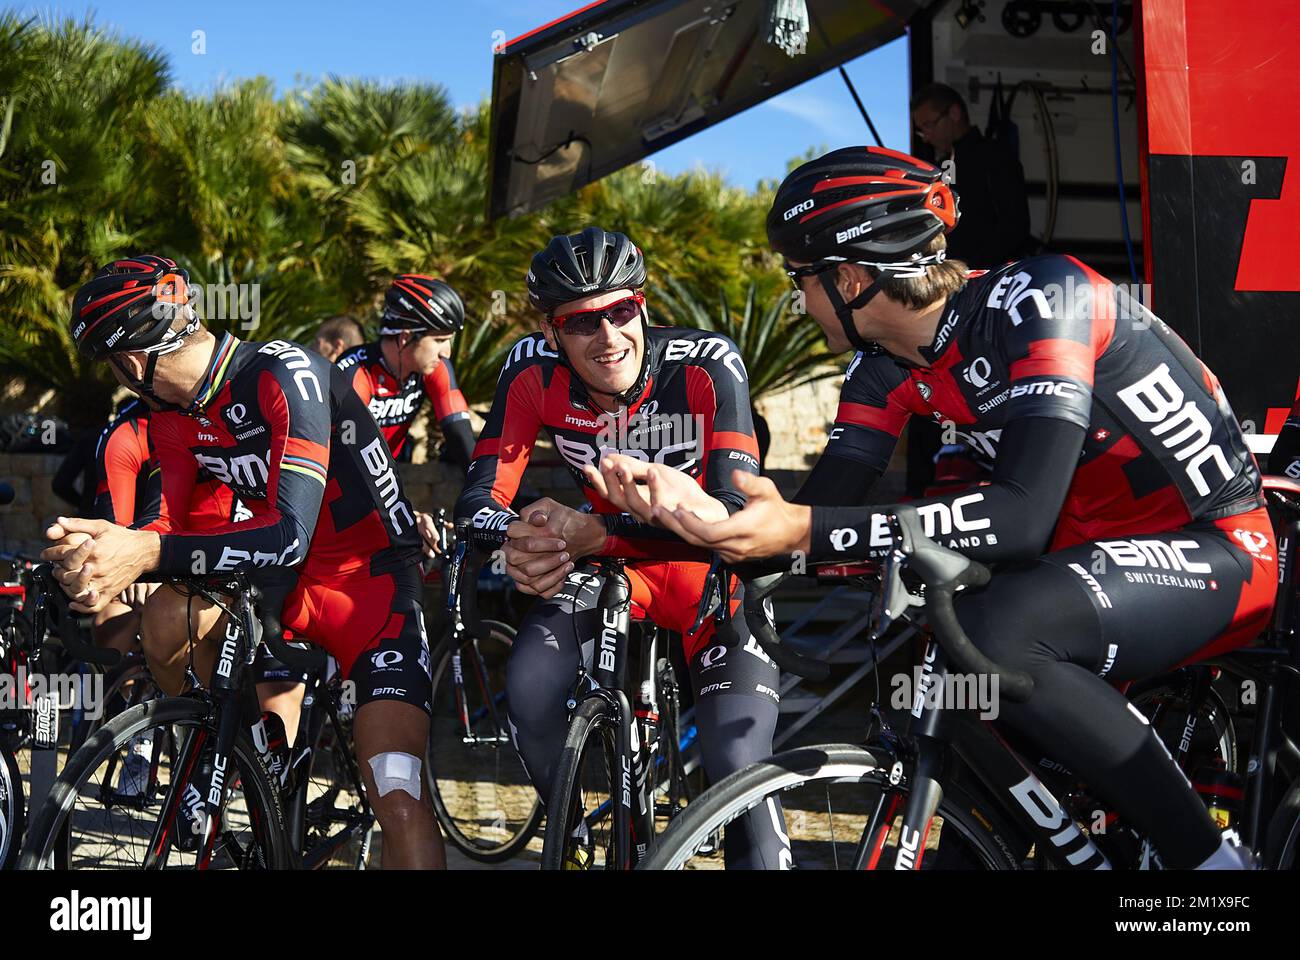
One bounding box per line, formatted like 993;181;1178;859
0;376;910;557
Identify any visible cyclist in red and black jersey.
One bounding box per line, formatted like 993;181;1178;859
45;255;445;868
455;228;790;868
90;397;235;659
605;148;1275;870
336;275;474;472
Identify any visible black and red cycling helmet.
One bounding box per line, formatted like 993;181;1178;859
767;145;958;266
381;275;465;335
526;227;646;316
768;146;959;354
71;255;199;360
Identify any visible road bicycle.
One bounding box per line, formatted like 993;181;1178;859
19;570;373;870
423;516;540;862
642;492;1300;870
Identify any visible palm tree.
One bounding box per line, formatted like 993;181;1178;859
648;275;838;401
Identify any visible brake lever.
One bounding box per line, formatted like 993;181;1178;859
689;554;728;634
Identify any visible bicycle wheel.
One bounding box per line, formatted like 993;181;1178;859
1265;779;1300;869
0;740;23;869
1130;672;1238;774
299;696;376;870
542;697;624;870
69;653;155;754
640;743;1021;870
19;696;292;870
426;620;542;863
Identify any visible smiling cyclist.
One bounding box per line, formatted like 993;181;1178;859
454;227;791;869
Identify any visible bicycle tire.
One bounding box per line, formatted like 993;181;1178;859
640;743;1021;870
68;655;153;754
19;696;293;870
426;619;543;863
1129;672;1239;775
0;740;23;870
541;696;621;870
1265;778;1300;869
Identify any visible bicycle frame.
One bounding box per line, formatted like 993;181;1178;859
564;559;667;868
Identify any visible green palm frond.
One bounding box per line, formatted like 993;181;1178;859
648;276;838;401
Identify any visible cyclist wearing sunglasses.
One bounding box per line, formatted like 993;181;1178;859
603;147;1274;870
454;227;791;868
338;275;475;559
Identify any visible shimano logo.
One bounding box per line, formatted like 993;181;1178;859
1116;363;1233;497
361;437;415;535
783;198;814;220
977;391;1010;413
835;218;873;244
234;425;266;441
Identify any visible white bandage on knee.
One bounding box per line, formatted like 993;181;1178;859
368;751;423;800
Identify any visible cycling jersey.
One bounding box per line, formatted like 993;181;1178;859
802;254;1263;559
336;341;474;470
459;327;786;868
1268;396;1300;478
94;399;239;529
143;334;428;704
456;328;760;561
797;254;1277;869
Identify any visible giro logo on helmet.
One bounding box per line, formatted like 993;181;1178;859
783;198;814;221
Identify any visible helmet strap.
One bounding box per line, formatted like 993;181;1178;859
110;351;183;413
817;269;888;357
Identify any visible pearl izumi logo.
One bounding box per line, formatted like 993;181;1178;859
963;357;992;389
829;528;859;552
50;891;152;940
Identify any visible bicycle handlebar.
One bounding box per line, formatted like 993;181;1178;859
888;505;1034;703
30;564;121;666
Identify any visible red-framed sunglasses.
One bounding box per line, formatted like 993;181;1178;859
549;292;645;336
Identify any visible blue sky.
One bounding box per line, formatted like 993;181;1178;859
11;0;911;189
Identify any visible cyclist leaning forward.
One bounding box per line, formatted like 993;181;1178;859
44;255;445;868
454;227;790;869
591;147;1276;870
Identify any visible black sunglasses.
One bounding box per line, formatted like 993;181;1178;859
784;260;839;290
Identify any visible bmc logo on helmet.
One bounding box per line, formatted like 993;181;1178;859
835;219;873;244
783;199;814;221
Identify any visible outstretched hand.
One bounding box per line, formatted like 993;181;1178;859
582;454;729;525
649;470;812;564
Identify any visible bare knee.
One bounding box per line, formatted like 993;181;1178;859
139;587;196;664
